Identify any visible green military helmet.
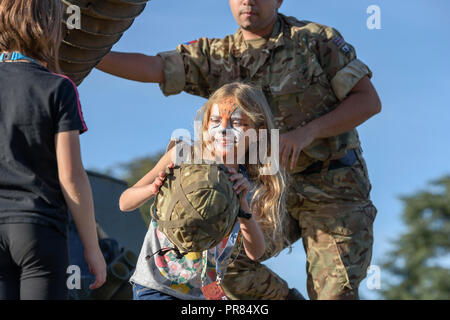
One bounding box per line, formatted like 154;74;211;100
151;163;240;254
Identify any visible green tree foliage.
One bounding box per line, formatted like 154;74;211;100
380;176;450;299
118;151;165;227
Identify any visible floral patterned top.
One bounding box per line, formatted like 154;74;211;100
130;219;218;299
130;165;247;300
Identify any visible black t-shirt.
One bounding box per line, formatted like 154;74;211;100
0;61;87;237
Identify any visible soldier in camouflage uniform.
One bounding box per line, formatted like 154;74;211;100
97;0;381;300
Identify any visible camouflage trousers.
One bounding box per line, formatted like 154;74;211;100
222;151;377;300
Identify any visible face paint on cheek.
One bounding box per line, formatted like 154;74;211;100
208;101;251;155
206;104;226;155
208;104;223;141
229;108;246;144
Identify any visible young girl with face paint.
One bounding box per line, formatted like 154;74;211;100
121;82;289;300
207;96;251;163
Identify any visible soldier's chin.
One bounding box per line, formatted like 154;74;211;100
239;18;259;31
240;23;259;31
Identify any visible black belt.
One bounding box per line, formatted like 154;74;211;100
301;149;359;175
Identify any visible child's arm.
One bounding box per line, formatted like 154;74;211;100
237;200;266;261
228;168;266;261
55;130;106;290
119;147;175;212
96;52;165;83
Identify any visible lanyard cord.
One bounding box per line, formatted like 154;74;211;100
0;52;39;65
214;221;241;278
145;247;187;261
201;220;241;285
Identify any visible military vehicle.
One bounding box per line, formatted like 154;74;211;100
59;0;151;85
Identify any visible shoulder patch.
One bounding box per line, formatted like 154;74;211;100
183;40;198;45
332;36;352;55
333;36;344;47
341;43;351;54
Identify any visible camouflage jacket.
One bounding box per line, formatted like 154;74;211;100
157;14;372;173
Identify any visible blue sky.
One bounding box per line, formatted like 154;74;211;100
76;0;450;299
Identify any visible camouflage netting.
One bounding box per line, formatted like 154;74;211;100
59;0;150;85
152;164;240;254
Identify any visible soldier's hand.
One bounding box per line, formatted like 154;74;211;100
280;125;317;170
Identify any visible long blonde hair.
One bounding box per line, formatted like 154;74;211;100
196;82;290;255
0;0;63;72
